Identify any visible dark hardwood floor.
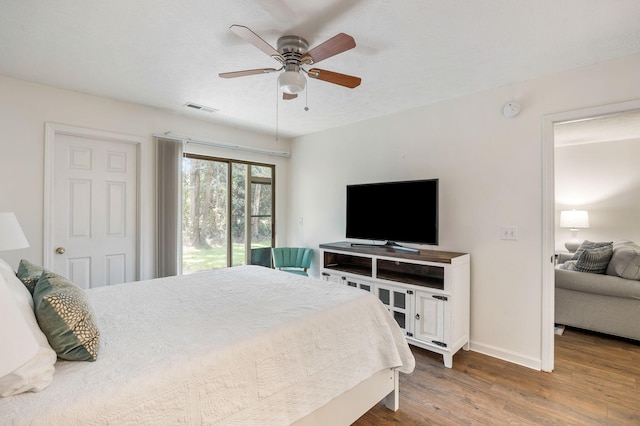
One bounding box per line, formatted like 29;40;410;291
353;327;640;425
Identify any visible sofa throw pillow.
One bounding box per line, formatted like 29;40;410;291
575;245;613;274
17;259;46;295
33;271;100;361
570;240;613;261
606;241;640;280
559;260;578;271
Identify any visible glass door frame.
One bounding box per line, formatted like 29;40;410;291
183;153;275;270
245;168;275;266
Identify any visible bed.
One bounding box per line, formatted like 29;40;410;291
0;263;415;425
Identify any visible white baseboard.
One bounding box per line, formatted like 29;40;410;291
468;340;542;371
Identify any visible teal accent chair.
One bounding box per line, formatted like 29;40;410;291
271;247;313;276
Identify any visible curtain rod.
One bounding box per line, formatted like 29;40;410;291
154;132;291;158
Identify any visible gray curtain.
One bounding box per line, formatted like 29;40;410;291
156;138;183;277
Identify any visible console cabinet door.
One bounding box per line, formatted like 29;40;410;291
376;283;411;335
414;291;446;346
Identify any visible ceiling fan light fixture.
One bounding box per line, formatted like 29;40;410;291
221;26;360;98
278;70;306;95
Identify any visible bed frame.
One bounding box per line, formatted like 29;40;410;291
294;368;399;425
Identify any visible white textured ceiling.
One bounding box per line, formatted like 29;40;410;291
555;110;640;147
1;0;640;139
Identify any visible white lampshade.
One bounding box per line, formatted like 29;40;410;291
0;212;30;251
278;70;306;95
560;210;589;230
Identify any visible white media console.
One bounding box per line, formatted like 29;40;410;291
319;242;470;368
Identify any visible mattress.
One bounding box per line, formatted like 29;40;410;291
1;265;415;425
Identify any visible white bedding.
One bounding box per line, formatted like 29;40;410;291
1;265;414;425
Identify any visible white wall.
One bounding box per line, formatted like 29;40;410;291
555;138;640;249
0;75;291;278
287;52;640;369
3;51;640;370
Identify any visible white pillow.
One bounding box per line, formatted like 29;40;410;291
0;264;56;397
0;273;38;373
0;265;34;310
0;257;15;275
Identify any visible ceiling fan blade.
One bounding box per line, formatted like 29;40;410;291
301;33;356;65
308;68;361;88
219;68;278;78
229;25;284;63
283;93;298;100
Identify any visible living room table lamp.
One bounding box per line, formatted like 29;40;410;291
560;209;589;252
0;212;29;251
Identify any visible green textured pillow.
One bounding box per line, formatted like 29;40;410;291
16;259;45;295
575;245;613;274
33;272;100;361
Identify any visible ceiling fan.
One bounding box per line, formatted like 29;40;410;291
219;25;361;100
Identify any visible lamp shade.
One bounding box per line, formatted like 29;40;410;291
560;210;590;229
0;212;29;251
278;70;306;95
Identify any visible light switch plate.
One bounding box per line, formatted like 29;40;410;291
500;225;518;240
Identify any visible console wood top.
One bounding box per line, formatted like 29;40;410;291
319;241;467;264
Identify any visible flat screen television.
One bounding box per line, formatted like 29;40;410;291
346;179;438;251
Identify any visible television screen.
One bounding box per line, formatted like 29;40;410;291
346;179;438;246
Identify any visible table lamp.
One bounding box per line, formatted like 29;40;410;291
560;209;589;252
0;212;29;252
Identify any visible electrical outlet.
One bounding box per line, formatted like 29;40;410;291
500;225;518;240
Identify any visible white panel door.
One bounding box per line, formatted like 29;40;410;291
51;133;138;288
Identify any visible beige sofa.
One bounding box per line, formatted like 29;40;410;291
555;241;640;341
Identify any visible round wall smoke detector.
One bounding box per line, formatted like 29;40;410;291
502;101;522;118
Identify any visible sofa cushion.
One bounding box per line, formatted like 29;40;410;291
559;260;578;271
555;268;640;299
570;240;613;261
605;241;640;280
574;245;613;274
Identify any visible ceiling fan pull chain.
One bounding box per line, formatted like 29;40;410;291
305;85;309;112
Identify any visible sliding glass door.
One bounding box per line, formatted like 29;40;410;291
249;164;275;266
182;154;275;274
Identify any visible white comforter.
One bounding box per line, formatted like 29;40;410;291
1;266;415;425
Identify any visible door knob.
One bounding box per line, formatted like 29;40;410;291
55;247;65;254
